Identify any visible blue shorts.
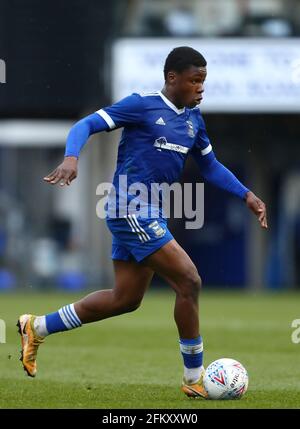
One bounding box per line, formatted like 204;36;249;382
106;216;173;262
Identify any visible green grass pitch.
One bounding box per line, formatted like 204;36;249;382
0;290;300;409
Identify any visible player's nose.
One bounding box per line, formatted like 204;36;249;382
197;84;204;94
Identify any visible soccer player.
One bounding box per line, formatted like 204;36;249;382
17;47;267;398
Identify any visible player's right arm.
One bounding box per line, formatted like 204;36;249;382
44;93;144;186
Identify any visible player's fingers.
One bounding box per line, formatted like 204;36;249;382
249;199;261;215
259;213;265;224
260;213;268;228
59;173;73;186
67;176;75;185
45;174;59;184
67;172;77;185
50;172;63;185
61;171;77;186
44;170;58;181
252;204;262;217
257;201;264;211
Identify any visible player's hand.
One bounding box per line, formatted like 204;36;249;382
245;191;268;229
43;156;78;187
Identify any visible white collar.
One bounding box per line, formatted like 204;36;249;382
158;91;185;115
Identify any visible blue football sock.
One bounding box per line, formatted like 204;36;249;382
45;303;82;335
180;336;204;383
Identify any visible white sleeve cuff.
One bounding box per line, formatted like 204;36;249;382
96;109;116;130
201;144;212;156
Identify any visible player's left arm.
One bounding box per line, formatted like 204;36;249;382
191;119;267;229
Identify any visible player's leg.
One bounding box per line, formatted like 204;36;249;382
73;260;153;322
144;239;201;339
17;260;153;377
143;239;207;398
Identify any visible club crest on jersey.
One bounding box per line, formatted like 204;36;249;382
148;221;166;238
186;120;195;138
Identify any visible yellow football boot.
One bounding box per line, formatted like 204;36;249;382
17;314;44;377
181;368;208;399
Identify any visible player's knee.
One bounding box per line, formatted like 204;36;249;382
187;272;202;295
179;270;202;298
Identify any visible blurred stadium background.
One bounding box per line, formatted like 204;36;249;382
1;0;300;292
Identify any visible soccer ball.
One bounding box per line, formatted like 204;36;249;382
203;358;249;400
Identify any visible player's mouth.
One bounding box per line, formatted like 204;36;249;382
194;97;203;105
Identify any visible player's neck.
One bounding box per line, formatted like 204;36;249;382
161;86;184;109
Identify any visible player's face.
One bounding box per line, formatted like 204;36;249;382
169;66;207;108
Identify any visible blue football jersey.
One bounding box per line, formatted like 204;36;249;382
96;91;212;218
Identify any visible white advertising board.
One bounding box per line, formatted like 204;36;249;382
112;38;300;112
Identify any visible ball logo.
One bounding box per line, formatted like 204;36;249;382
230;373;239;388
212;369;226;386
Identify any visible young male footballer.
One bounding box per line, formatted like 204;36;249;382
18;46;267;398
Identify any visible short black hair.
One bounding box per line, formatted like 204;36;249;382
164;46;207;80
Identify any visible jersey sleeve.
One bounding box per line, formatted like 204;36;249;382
190;113;213;159
95;93;145;130
64;113;109;158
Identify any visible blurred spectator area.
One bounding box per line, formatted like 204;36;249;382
121;0;299;37
0;121;112;291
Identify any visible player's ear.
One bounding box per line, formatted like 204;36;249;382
167;71;177;84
